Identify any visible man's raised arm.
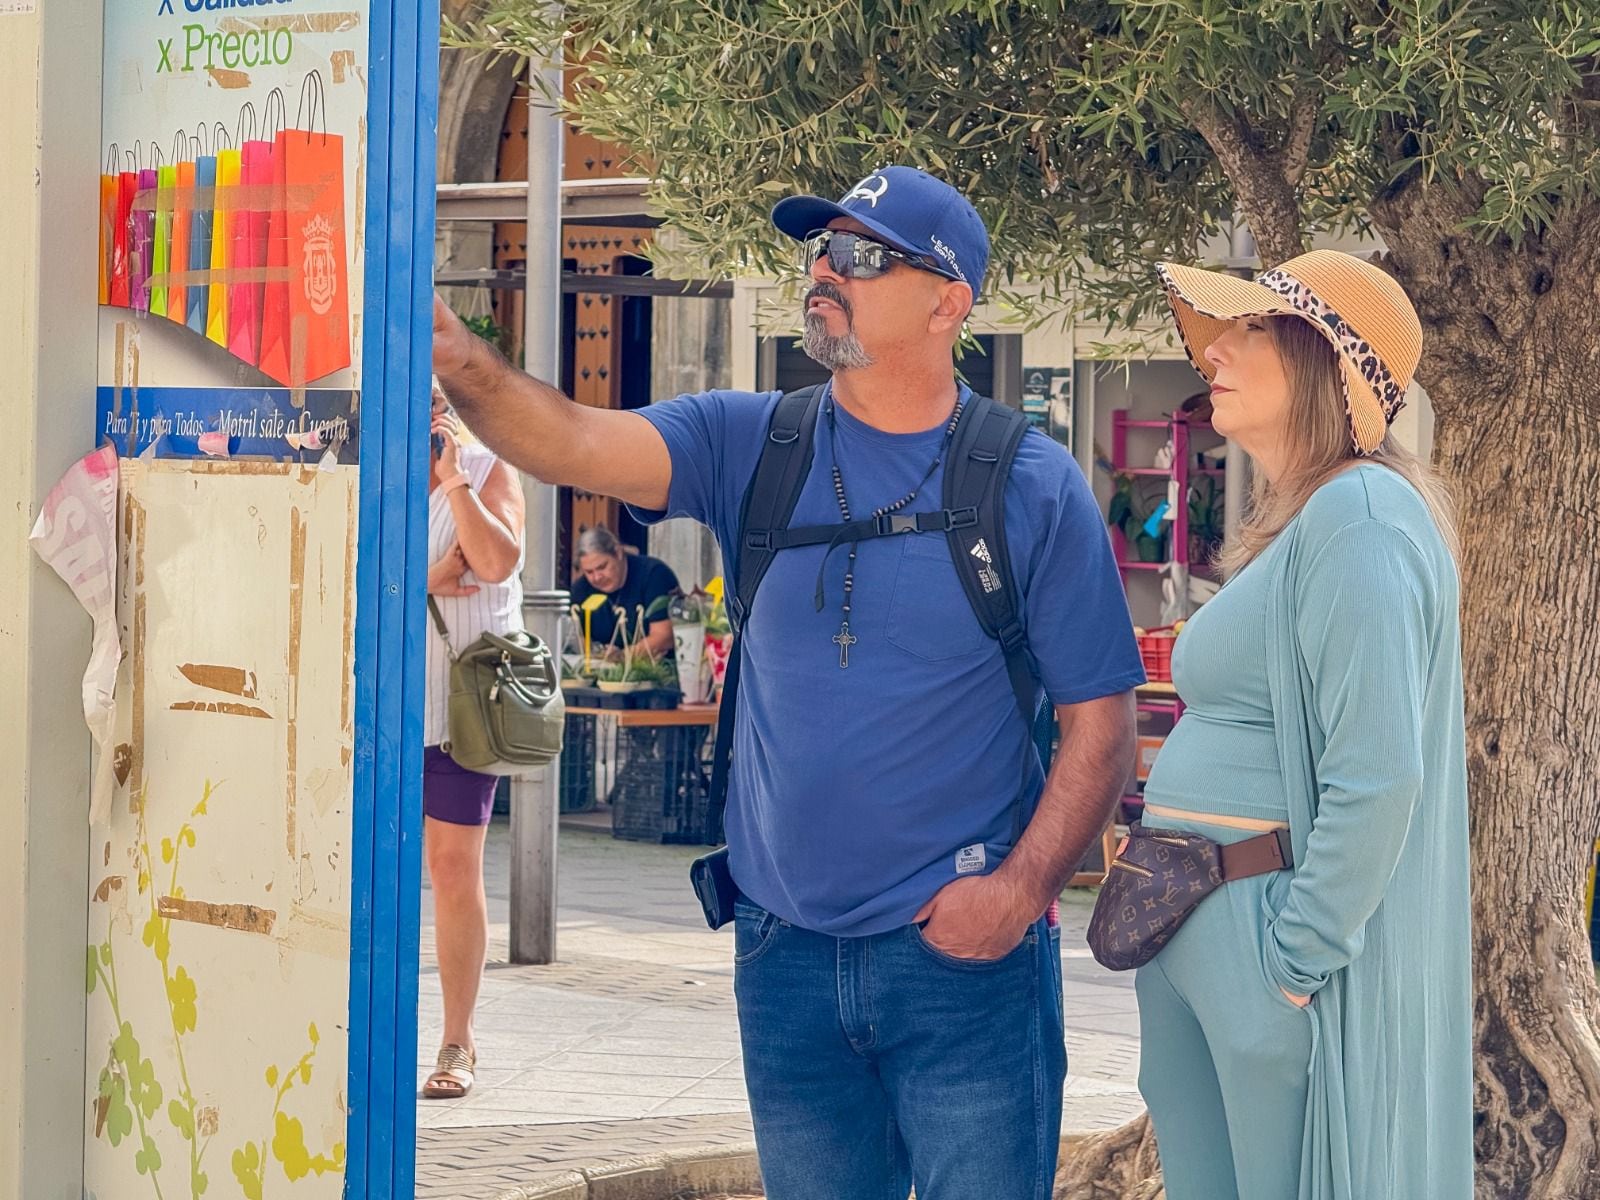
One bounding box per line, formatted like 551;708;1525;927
431;294;673;512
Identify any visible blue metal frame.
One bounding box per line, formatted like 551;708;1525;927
347;1;438;1194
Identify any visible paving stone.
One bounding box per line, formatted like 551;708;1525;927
415;819;1144;1198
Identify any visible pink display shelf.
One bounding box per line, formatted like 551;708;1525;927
1109;408;1225;574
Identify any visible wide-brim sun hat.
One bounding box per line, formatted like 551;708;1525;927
1154;249;1421;455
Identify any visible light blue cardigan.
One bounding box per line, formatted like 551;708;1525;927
1261;464;1473;1198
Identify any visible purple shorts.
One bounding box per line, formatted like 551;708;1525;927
423;745;498;826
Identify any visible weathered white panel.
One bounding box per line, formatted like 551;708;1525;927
84;461;355;1200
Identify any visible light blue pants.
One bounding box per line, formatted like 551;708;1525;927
1134;816;1314;1200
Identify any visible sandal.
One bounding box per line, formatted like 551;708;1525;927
422;1043;476;1100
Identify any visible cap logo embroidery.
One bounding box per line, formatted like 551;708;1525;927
930;234;965;280
845;173;889;207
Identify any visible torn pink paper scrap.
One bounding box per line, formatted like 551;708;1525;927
29;445;121;824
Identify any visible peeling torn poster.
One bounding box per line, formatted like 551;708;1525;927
30;445;121;824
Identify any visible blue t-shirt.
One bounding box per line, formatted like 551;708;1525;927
634;384;1144;936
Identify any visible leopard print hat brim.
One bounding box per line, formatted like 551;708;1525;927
1154;254;1419;456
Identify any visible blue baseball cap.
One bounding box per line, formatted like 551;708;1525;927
771;166;989;294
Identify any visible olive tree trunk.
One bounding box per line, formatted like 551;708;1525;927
1413;264;1600;1200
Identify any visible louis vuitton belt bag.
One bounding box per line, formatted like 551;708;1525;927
1086;821;1293;971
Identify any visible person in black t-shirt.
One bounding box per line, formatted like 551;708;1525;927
570;526;680;659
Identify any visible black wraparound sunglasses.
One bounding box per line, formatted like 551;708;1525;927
800;229;955;282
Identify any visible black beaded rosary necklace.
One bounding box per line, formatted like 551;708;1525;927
821;392;964;667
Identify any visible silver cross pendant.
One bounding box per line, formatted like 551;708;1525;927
832;621;858;668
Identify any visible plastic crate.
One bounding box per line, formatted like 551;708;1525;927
559;712;598;812
1137;628;1176;682
608;724;718;844
563;684;682;710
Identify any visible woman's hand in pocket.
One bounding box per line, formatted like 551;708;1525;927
1281;986;1311;1008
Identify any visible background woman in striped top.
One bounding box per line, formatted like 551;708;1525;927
422;382;526;1100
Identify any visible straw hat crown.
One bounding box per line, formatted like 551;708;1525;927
1155;248;1422;454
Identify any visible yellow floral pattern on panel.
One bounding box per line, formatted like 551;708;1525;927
87;782;345;1198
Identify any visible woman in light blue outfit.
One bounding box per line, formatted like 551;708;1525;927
1135;250;1471;1199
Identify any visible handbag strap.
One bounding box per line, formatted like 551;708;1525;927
426;596;458;661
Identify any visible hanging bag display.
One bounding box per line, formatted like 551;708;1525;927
426;598;565;776
258;71;351;387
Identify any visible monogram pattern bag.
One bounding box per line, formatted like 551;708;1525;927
1087;822;1292;971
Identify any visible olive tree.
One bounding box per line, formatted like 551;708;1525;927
454;3;1600;1194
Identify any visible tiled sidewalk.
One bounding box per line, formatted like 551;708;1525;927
414;818;1142;1198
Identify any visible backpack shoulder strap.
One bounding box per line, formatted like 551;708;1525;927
707;385;826;840
728;385;825;633
943;394;1037;729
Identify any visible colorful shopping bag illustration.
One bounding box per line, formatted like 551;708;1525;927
259;74;350;387
186;127;222;335
129;162;157;314
167;152;195;324
228;102;277;366
206;147;240;348
98;146;119;306
109;148;137;309
150;160;176;318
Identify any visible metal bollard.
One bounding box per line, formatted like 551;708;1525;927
510;589;569;964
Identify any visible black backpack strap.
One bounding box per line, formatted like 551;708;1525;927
943;395;1041;732
707;385;825;840
727;385;826;634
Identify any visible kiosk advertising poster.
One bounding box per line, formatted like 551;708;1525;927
96;0;365;461
78;3;430;1197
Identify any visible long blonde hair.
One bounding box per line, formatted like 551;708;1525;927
1216;315;1459;578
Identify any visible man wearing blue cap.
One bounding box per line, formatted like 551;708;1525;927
434;165;1142;1199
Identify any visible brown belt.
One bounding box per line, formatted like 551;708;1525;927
1218;827;1294;879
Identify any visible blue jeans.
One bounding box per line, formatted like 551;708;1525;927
733;898;1066;1200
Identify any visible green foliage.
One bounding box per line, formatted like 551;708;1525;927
451;0;1600;325
99;1066;135;1147
1188;473;1225;557
459;311;511;354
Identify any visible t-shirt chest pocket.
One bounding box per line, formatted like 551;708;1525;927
885;533;987;661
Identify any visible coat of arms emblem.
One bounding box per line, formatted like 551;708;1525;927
301;214;338;316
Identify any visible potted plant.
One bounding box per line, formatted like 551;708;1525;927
1107;474;1170;563
1187;474;1225;566
595;598;674;693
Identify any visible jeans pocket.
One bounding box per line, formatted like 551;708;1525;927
733;901;783;966
909;921;1032;971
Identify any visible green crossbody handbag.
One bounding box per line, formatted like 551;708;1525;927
427;597;565;775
